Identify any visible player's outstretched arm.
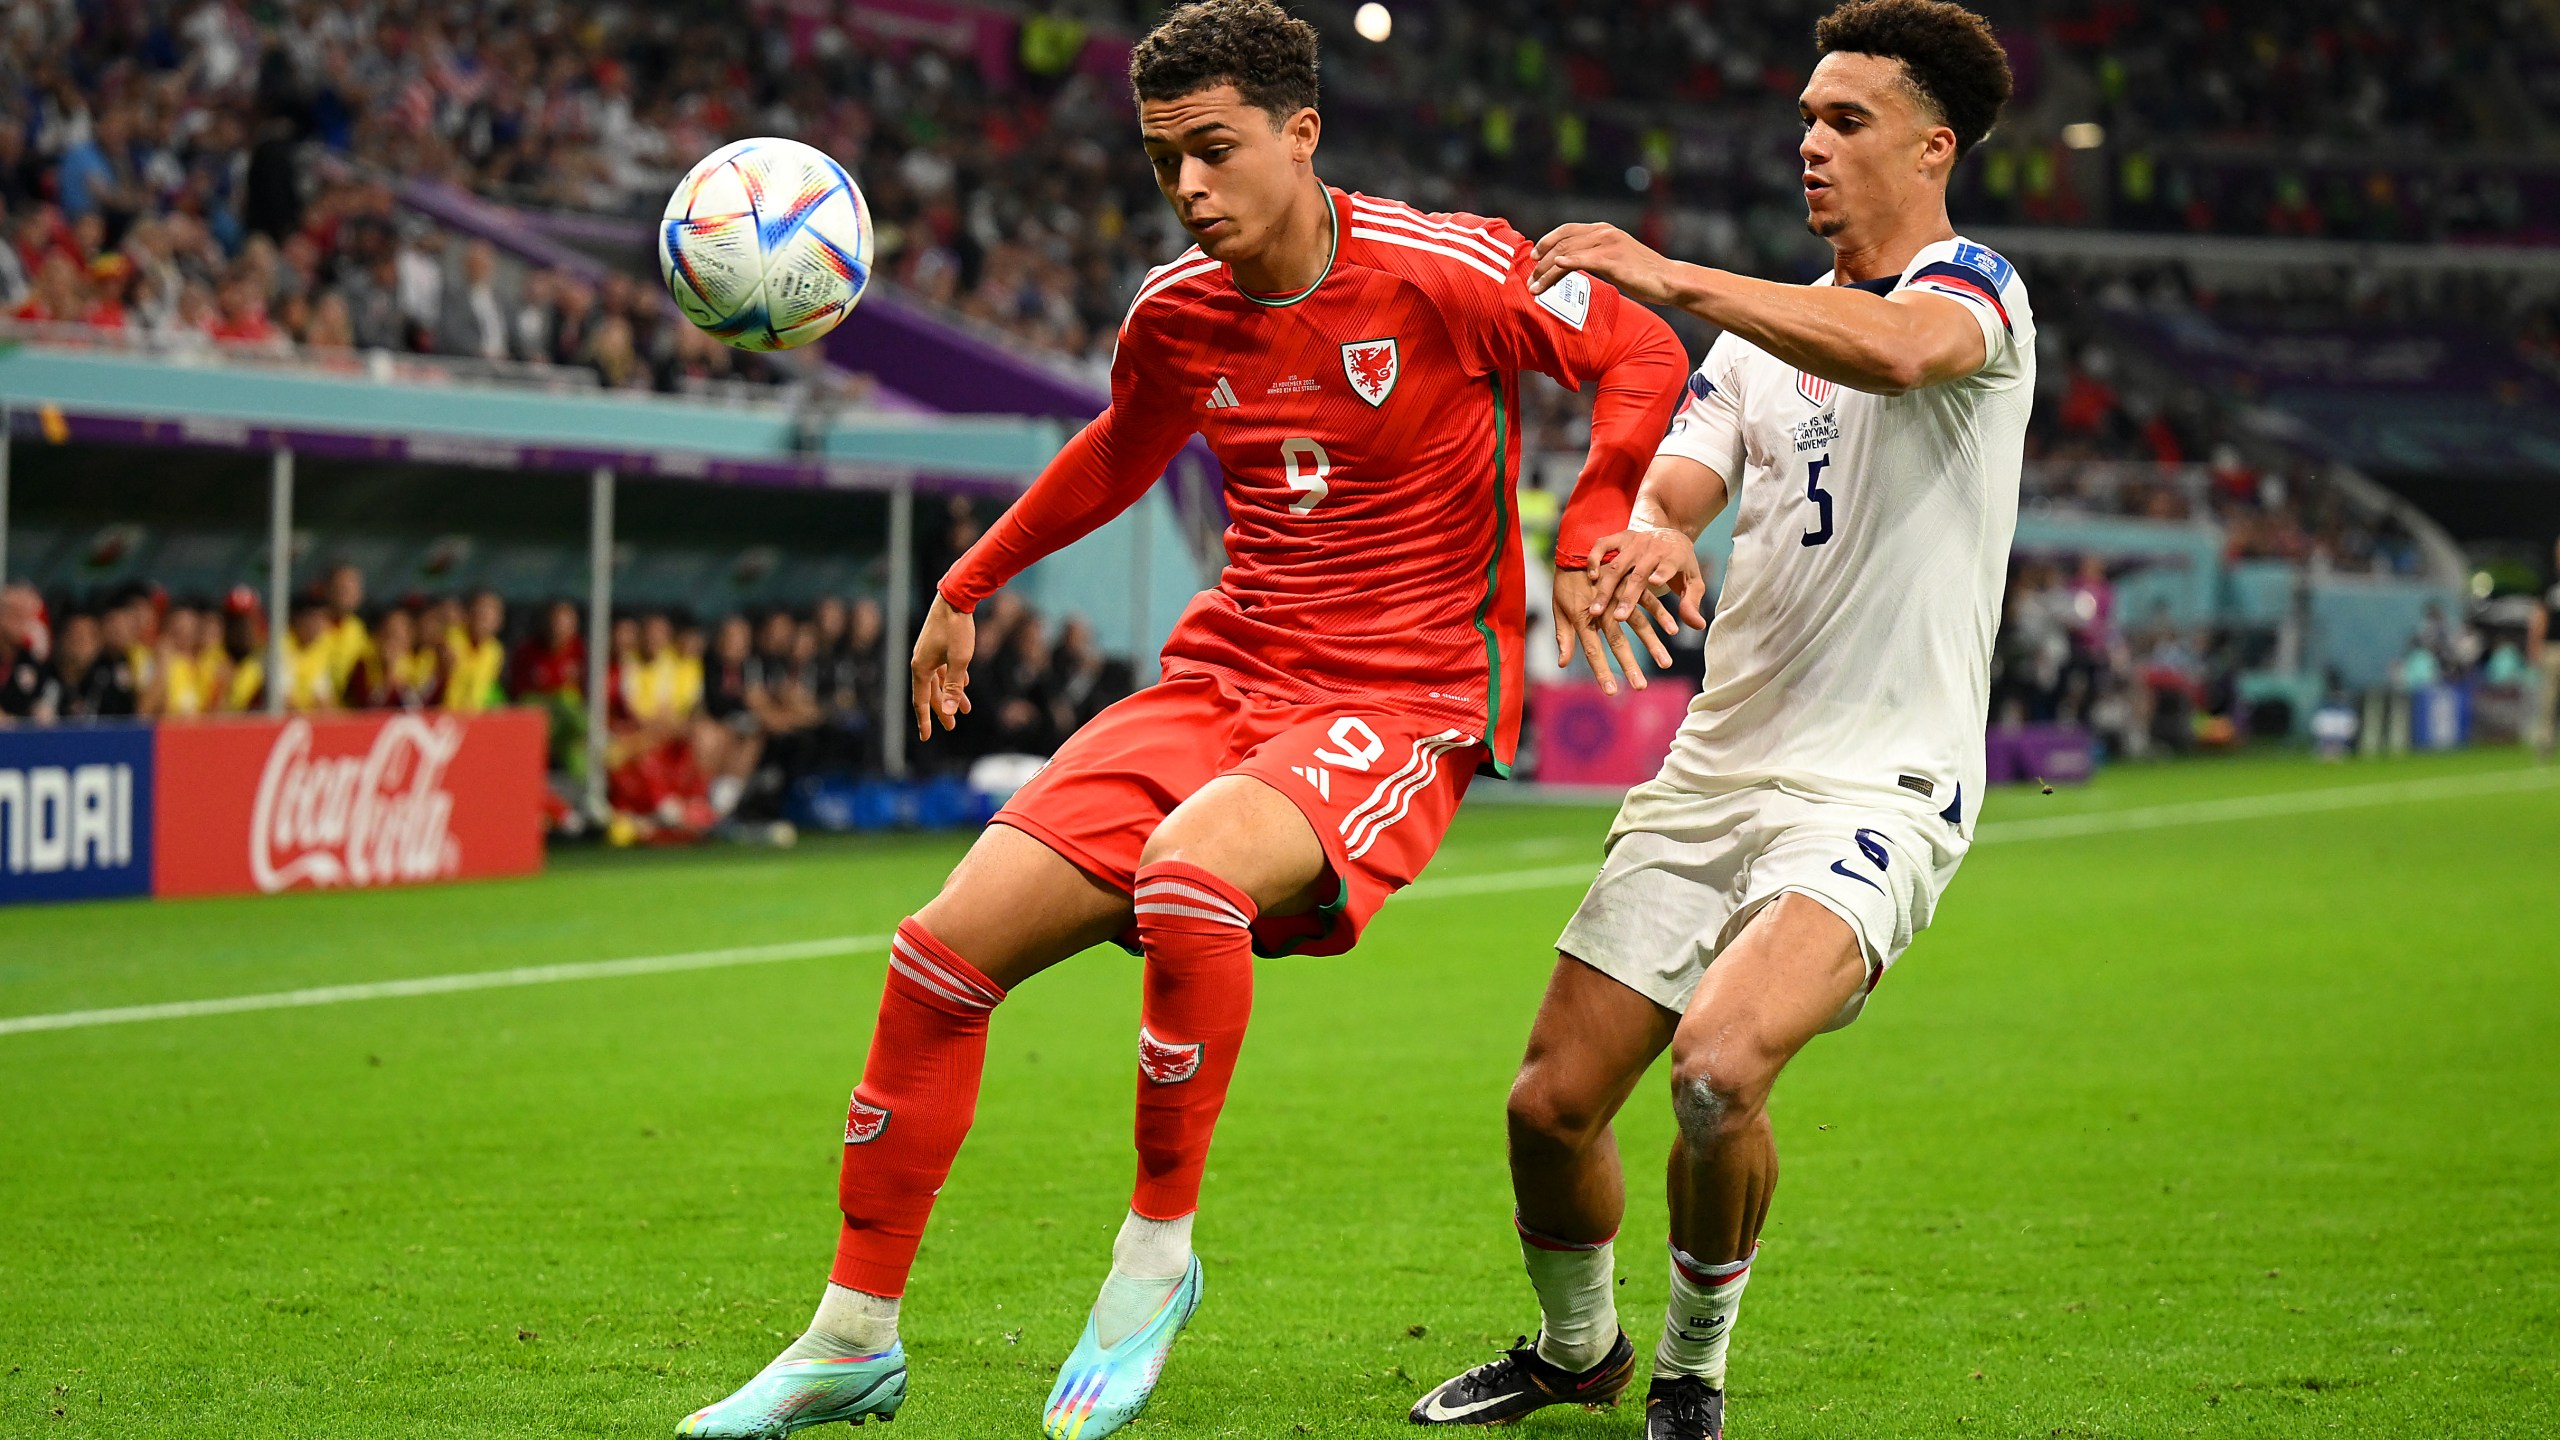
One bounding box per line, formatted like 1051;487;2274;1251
1530;223;1985;396
1538;283;1691;695
924;398;1192;740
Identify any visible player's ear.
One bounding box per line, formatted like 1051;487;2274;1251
1283;107;1320;165
1919;124;1959;181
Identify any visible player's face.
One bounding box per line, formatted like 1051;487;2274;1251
1797;52;1957;242
1139;85;1321;265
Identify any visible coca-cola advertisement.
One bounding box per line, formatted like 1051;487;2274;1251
152;711;545;899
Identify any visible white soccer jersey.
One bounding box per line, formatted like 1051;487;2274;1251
1650;236;2034;834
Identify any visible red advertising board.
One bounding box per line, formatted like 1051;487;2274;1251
152;711;546;899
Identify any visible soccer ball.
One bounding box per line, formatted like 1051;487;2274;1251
660;137;873;352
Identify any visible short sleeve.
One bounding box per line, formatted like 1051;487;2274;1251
1900;238;2025;379
1656;334;1745;486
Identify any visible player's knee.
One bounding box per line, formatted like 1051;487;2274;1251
1668;1058;1759;1151
1135;819;1201;872
1505;1067;1610;1154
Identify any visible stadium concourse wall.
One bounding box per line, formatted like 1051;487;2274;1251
0;710;544;908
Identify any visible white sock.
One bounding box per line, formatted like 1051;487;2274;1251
1518;1217;1618;1372
1093;1210;1193;1349
1656;1242;1754;1387
776;1283;899;1363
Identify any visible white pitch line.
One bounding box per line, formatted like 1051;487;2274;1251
0;934;890;1038
3;766;2549;1040
1968;764;2559;843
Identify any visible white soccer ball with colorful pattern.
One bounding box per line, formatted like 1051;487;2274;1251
660;138;872;352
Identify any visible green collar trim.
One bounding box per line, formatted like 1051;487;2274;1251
1235;188;1340;308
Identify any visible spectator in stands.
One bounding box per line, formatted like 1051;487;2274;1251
619;612;696;738
0;595;60;723
108;586;159;696
745;610;822;786
362;606;441;711
280;597;341;712
438;241;511;362
56;611;141;719
219;595;267;712
322;562;373;697
1048;616;1126;737
811;596;877;773
151;605;221;718
697;614;764;819
444;591;509;712
979;610;1059;757
512;598;588;768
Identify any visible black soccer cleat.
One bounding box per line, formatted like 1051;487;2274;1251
1409;1332;1636;1425
1643;1374;1726;1439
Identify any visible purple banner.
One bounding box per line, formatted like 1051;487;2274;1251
3;408;1025;499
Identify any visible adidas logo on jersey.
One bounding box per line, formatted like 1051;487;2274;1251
1290;764;1332;801
1203;376;1242;410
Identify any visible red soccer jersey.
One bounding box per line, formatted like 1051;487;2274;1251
942;187;1687;770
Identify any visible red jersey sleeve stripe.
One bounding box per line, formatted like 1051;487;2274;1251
1349;226;1508;284
1347;199;1518;269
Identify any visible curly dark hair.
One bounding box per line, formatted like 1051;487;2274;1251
1813;0;2013;160
1129;0;1320;125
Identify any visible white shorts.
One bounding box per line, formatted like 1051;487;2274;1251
1555;779;1968;1032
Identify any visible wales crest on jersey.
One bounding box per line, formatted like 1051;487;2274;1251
1342;338;1400;407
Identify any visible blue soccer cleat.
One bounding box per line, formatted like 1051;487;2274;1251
676;1346;908;1437
1041;1257;1205;1439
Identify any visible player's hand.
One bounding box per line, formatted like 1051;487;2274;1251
1553;564;1668;697
910;595;976;741
1585;523;1710;634
1531;223;1686;306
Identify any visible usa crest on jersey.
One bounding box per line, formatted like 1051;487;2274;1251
1796;369;1835;408
1342;337;1399;407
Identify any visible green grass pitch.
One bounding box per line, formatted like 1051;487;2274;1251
3;749;2556;1438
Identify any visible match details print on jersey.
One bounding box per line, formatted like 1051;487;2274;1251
1652;235;2037;827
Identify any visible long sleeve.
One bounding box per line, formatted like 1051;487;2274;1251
1549;302;1688;568
937;337;1198;612
1430;211;1691;569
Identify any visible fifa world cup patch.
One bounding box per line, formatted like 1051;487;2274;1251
844;1095;893;1144
1137;1027;1204;1085
1341;338;1399;407
1534;269;1592;329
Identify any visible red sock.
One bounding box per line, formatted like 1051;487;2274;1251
831;917;1007;1297
1129;860;1257;1220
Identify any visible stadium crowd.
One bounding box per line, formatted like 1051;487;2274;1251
0;7;794;390
1993;553;2541;761
14;0;2546;391
0;557;1128;828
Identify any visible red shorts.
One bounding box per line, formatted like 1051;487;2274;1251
992;669;1483;957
